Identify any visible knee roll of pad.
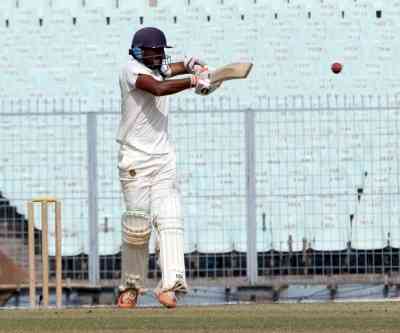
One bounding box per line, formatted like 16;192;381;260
122;209;152;246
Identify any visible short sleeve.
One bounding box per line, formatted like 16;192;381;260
125;65;139;90
122;59;157;90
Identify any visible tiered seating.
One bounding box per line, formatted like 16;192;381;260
1;1;398;101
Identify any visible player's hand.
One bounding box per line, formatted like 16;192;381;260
193;64;208;75
191;74;222;96
184;56;206;74
190;74;211;95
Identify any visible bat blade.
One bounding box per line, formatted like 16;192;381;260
209;62;253;84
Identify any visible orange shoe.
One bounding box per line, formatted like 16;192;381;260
156;291;177;308
117;288;138;309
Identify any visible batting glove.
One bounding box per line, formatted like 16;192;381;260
184;56;206;74
190;74;211;95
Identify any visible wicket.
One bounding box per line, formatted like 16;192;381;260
27;196;62;308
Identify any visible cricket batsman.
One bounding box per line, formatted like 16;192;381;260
116;27;220;308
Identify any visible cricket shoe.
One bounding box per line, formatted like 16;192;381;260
117;288;139;309
155;291;177;309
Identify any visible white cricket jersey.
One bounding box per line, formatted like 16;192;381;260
116;57;171;155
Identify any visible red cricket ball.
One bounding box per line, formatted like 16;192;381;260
331;62;343;74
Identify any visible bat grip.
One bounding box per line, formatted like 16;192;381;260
200;87;209;95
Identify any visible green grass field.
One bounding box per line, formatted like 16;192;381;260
0;302;399;333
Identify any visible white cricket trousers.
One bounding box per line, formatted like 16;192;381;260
118;143;187;293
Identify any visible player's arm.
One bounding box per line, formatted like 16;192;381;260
136;74;208;96
161;57;206;77
168;62;188;76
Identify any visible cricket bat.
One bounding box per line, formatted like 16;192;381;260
208;62;253;84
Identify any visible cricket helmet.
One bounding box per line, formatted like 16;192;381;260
129;27;172;61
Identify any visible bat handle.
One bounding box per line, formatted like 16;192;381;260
200;87;210;95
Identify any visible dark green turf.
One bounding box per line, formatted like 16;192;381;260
0;302;399;332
